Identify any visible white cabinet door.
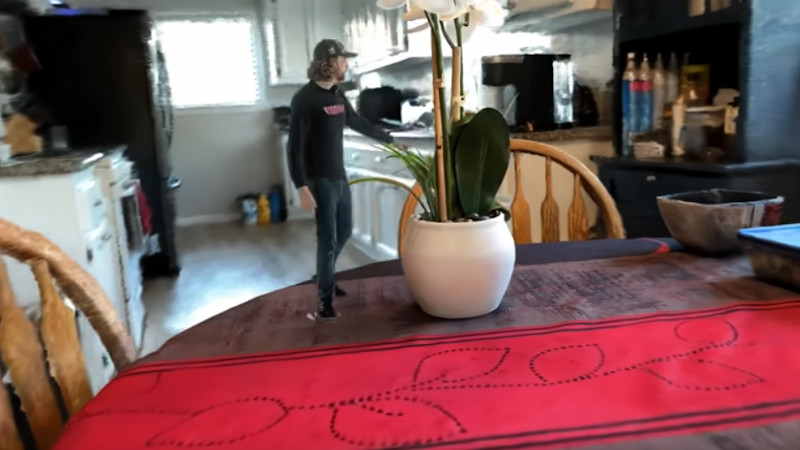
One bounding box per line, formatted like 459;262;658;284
86;226;127;333
346;167;414;261
373;183;410;260
265;0;311;85
265;0;345;85
77;312;115;395
342;0;406;69
308;0;344;47
347;169;373;251
79;225;125;393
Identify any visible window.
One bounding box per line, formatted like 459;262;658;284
156;15;263;109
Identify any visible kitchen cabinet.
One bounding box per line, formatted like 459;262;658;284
0;164;130;394
346;167;415;261
263;0;344;85
606;0;800;237
593;157;800;239
341;0;452;74
342;0;407;72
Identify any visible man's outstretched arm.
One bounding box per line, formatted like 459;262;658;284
343;95;395;145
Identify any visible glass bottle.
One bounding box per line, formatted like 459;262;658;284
621;52;637;156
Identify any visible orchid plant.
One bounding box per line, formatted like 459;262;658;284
353;0;511;223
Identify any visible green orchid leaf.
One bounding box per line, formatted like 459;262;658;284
452;108;511;217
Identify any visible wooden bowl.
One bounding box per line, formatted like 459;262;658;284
657;189;784;255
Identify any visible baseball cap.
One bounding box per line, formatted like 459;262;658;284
312;39;358;62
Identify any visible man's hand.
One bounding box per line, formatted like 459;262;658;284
300;186;316;211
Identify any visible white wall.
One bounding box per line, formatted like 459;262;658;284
65;0;299;221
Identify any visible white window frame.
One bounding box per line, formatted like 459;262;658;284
154;11;270;115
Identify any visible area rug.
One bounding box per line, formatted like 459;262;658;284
57;300;800;450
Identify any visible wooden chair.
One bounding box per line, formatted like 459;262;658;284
0;218;136;450
398;139;626;254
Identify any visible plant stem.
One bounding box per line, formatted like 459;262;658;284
454;17;465;119
440;21;456;48
449;17;462;127
427;13;451;222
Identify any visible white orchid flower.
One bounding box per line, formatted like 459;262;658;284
377;0;468;15
376;0;407;8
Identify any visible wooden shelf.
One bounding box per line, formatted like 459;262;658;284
620;5;743;43
591;156;800;174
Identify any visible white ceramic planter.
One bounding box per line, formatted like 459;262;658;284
400;214;516;319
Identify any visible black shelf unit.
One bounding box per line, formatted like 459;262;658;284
600;0;800;238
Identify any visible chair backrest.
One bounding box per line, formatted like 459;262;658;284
0;218;136;450
398;139;626;254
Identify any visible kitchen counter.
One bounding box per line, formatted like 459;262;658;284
344;126;612;143
513;126;612;142
0;147;125;178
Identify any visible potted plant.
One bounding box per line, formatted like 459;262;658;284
351;0;515;319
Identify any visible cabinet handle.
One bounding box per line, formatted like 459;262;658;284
86;248;94;263
93;200;103;208
646;175;657;182
102;354;110;368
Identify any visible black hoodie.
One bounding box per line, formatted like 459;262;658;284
287;82;394;189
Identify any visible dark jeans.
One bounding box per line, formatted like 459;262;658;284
310;178;352;301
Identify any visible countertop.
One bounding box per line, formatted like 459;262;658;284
513;126;612;142
0;146;125;178
591;155;800;174
344;125;612;143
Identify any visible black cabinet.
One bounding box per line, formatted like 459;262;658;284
595;157;800;238
605;0;800;237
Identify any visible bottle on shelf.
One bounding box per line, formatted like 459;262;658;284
681;53;711;103
652;54;666;130
671;79;703;157
621;52;637;156
665;52;681;114
635;53;654;133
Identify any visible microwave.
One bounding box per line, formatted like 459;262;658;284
482;54;575;131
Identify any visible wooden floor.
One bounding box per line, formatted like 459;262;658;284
140;220;373;356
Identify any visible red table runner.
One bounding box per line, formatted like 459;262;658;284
57;300;800;449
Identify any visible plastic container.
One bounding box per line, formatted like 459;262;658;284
237;194;258;226
268;190;283;224
257;194;271;226
738;224;800;291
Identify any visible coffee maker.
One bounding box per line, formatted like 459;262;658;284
482;54;575;131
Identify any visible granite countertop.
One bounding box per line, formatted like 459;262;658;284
344;126;612;143
513;126;612;142
0;146;125;178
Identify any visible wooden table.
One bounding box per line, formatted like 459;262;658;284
120;239;800;448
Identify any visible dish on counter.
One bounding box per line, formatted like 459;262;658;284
738;224;800;291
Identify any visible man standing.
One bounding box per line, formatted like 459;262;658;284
288;39;394;320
